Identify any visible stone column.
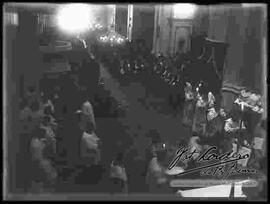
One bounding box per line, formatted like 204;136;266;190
14;9;43;95
10;8;43;191
127;4;133;41
3;7;19;196
152;5;159;53
261;6;267;119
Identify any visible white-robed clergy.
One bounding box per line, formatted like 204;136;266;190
109;153;128;194
79;92;96;131
80;120;101;165
146;152;169;193
29;127;57;191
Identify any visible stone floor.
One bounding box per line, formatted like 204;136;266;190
49;64;190;194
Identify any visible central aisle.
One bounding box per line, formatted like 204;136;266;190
99;63;190;159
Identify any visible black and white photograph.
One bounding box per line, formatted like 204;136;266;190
2;2;268;201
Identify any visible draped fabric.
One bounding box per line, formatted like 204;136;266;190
37;14;49;34
207;4;267;116
4;12;18;26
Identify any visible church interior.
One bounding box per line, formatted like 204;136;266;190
3;3;267;200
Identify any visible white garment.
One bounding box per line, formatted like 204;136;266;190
40;159;57;181
42;99;55;113
81;131;99;150
81;100;96;128
81;100;94;116
30;138;46;161
146;157;167;186
189;136;202;159
148;157;163;175
110;162;127;182
208;92;215;107
224;118;246;132
196;96;207;107
207;107;218;121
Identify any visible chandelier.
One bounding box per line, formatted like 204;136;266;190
99;29;126;46
89;23;104;31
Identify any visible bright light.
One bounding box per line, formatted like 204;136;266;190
116;38;124;44
99;29;126;45
56;4;91;34
173;3;197;19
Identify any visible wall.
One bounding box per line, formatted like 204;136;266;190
192;5;209;36
132;4;155;49
152;4;209;56
152;4;267;116
3;11;19;196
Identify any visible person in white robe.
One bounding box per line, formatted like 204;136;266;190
109;153;128;194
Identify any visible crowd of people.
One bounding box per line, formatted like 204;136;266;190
16;35;267;198
96;37;267;198
17;44;168;194
18;48;104;192
99;36;224;113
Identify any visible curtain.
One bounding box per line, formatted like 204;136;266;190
207;4;267;114
4;12;18;26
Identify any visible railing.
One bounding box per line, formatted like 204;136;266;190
39;40;72;52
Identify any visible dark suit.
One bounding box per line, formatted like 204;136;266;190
79;58;100;97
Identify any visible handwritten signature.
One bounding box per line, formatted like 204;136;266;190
168;146;257;179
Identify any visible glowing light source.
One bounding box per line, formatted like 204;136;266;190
99;29;126;45
173;3;197;19
56;4;91;34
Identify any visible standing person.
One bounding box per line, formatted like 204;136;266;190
192;82;208;136
29;127;57;193
80;121;101;166
182;82;196;127
29;128;47;193
145;150;170;194
61;74;81;116
79;55;100;98
79;90;97;131
39;115;57;157
51;86;62;119
109;152;128;194
90;57;100;98
62;112;83;165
